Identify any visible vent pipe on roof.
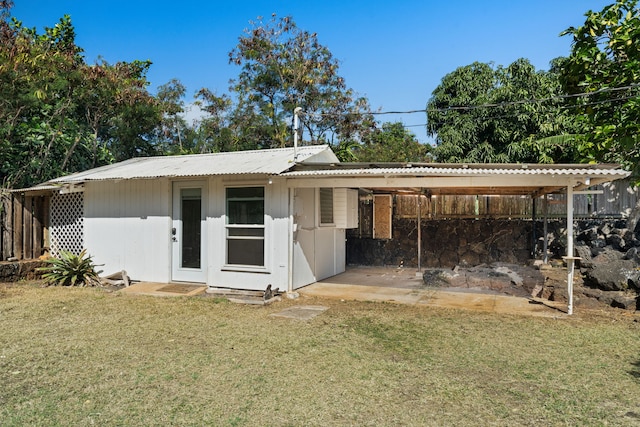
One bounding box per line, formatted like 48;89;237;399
293;107;302;163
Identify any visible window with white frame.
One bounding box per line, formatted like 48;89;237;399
319;188;334;225
226;187;265;266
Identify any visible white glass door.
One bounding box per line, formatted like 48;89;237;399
172;182;206;282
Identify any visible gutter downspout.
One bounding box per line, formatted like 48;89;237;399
293;107;302;163
288;107;302;295
287;184;295;294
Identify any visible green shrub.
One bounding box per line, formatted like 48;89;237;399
38;249;103;287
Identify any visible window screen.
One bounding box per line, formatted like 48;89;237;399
226;187;265;266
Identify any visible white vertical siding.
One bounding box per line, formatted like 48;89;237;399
82;176;346;290
206;177;225;284
269;179;292;289
334;228;346;273
84;179;171;282
292;188;316;289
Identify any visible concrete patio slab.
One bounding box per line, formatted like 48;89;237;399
300;282;427;305
300;267;567;318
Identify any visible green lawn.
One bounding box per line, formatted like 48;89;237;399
1;282;639;426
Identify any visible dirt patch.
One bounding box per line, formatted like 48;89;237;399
421;262;619;310
270;305;329;320
422;263;544;297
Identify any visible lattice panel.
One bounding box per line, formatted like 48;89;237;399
50;192;84;257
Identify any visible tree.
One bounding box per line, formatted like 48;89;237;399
78;59;160;162
427;59;579;163
353;122;432;163
228;14;374;149
155;78;189;154
0;6;160;188
560;0;640;174
0;13;93;188
193;88;237;153
426;62;496;162
560;0;640;231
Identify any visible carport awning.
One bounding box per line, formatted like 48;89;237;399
281;163;630;196
284;161;631;316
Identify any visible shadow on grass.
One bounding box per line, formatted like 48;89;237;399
629;360;640;381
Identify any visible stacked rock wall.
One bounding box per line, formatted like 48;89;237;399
347;219;536;268
0;260;46;282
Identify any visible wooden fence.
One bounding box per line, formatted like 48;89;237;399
394;178;638;220
1;193;49;261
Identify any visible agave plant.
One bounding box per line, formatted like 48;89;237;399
39;249;103;287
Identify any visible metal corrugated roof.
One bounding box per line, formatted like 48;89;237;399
282;165;630;178
7;184;62;193
49;145;337;183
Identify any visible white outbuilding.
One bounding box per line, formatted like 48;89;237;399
33;145;630;312
43;145;353;292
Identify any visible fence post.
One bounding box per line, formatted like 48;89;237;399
0;194;7;260
33;196;45;258
43;195;50;256
13;193;23;260
23;195;33;259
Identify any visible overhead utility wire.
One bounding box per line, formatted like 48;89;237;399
423;94;640;130
299;83;640;118
427;93;640;125
430;83;640;113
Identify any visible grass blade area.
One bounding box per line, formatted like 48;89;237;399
1;282;639;426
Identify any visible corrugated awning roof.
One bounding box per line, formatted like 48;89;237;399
48;145;337;184
282;163;631;196
283;162;628;177
7;184;63;194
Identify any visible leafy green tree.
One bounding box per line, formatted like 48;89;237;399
427;59;579;163
0;5;160;188
78;59;160;162
353;122;432;163
426;62;495;162
229;14;374;149
193;88;238;153
560;0;640;174
0;13;93;187
155;78;190;154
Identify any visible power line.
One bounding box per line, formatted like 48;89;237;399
403;123;427;128
429;84;640;113
299;83;640;118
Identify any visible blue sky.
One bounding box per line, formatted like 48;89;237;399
13;0;611;143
